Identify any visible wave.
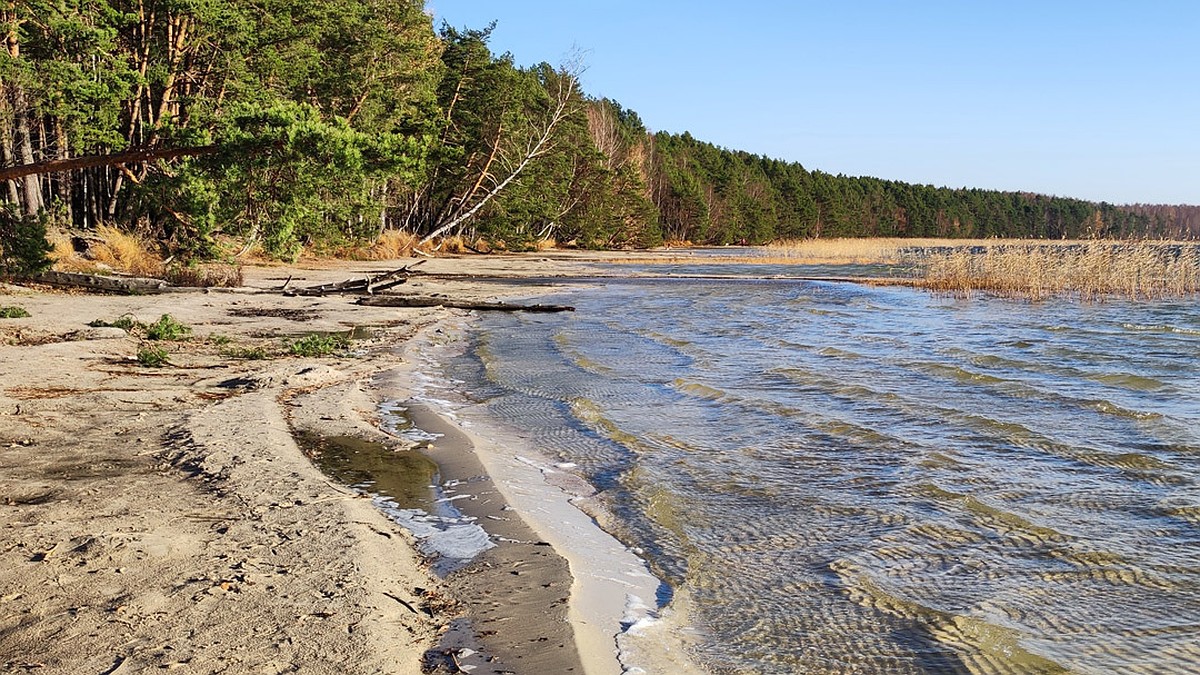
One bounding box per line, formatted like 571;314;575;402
1122;323;1200;336
1086;372;1169;391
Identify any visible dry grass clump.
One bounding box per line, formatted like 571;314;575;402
337;232;501;259
921;241;1200;300
87;225;164;276
48;227;243;286
163;263;244;288
342;230;420;260
47;230;79;268
50;225;165;276
433;234;469;254
531;237;557;252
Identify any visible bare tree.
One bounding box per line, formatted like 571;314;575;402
586;101;622;172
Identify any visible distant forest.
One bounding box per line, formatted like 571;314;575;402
2;1;1197;259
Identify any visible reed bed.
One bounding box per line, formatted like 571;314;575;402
626;237;1200;300
919;241;1200;300
765;237;983;265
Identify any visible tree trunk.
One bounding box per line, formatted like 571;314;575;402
5;18;41;216
0;145;218;182
54;118;72;222
0;93;18;204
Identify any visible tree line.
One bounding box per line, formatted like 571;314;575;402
2;1;1195;266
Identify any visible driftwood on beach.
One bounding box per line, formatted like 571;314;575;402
286;262;573;311
356;295;574;312
23;270;169;294
284;262;425;296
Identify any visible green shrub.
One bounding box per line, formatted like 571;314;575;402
145;314;192;340
136;344;170;367
0;306;31;318
0;206;53;277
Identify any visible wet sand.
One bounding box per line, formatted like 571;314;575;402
0;253;679;674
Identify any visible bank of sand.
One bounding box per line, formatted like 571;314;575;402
0;253;700;674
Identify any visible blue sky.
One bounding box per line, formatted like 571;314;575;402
428;2;1198;205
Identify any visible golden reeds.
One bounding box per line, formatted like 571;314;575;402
626;237;1200;300
919;241;1200;300
766;237;923;264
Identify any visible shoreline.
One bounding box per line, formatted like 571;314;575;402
0;252;701;674
387;288;707;675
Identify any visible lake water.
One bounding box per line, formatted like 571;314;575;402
417;259;1200;673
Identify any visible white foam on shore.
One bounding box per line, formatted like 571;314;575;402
385;317;706;675
371;495;495;569
377;400;443;443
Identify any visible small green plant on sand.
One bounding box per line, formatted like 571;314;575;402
286;333;351;357
136;344;170;367
207;333;233;346
88;313;192;340
221;344;269;360
145;314;192;340
89;314;141;332
0;306;31;318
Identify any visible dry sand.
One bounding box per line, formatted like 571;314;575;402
0;254;617;674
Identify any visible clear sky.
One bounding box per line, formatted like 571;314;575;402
428;1;1198;206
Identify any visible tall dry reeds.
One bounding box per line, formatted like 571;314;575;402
919;241;1200;300
765;237;923;264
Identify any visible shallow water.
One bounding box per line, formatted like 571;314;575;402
297;429;495;574
430;262;1200;673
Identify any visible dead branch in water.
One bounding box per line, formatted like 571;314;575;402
356;295;574;312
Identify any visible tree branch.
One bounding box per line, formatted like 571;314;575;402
0;145;218;181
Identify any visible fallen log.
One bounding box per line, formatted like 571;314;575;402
22;270;168;294
356;295;574;312
285;261;425;297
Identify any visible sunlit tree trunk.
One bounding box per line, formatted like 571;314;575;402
0;84;19;204
4;9;41;216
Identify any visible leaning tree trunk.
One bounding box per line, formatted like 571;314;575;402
418;70;578;246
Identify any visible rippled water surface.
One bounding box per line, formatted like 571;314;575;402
436;262;1200;673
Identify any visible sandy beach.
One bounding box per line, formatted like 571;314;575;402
0;253;677;674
